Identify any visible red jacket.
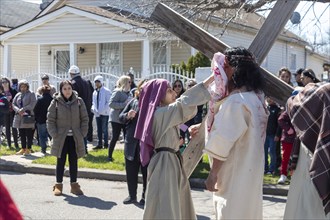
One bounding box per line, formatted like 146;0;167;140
0;180;23;220
278;111;296;144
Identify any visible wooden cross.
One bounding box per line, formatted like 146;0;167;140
151;1;298;177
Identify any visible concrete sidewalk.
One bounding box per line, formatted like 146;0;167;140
0;142;289;196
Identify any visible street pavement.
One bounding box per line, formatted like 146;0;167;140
1;171;286;220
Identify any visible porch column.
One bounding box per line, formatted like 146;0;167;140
3;44;12;77
142;39;150;78
191;47;197;56
69;43;77;66
38;44;42;86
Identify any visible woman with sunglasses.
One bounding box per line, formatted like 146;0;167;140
172;79;185;98
172;80;187;148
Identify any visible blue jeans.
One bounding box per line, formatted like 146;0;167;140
264;134;277;173
96;115;109;147
37;123;49;152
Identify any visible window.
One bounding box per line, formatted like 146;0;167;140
152;41;167;66
100;43;121;73
289;53;296;71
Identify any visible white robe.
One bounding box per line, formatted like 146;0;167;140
204;91;268;220
284;144;330;219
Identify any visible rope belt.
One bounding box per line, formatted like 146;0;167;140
154;147;183;167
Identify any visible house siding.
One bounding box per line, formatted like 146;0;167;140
171;41;191;65
123;41;142;73
11;45;38;76
206;25;310;76
306;54;326;79
5;13;145;45
77;43;97;72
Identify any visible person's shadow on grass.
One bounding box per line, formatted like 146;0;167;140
63;194;117;210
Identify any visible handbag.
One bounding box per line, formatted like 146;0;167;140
22;114;35;124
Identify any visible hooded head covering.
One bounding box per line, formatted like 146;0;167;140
134;79;169;166
94;75;103;84
18;79;29;91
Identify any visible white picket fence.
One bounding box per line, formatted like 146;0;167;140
19;65;195;93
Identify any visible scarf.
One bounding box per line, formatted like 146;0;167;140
206;52;229;132
287;82;330;215
134;79;169;166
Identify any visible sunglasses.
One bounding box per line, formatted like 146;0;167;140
174;84;182;88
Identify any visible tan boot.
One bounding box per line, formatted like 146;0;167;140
15;148;25;155
70;182;83;195
53;183;63;196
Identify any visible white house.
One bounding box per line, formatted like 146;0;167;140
0;0;328;91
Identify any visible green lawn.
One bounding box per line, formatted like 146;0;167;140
1;144;282;184
33;148;125;171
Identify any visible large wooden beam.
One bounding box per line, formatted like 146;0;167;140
150;3;294;106
249;0;300;64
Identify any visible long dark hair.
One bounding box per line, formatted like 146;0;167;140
225;47;264;92
172;79;185;97
59;80;73;100
1;77;11;88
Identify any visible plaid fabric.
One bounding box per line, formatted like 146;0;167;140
287;82;330;215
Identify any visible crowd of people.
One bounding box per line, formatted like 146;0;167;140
0;46;329;219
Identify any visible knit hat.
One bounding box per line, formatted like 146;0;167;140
68;65;80;75
94;75;103;83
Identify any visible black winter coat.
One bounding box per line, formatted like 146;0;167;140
34;93;53;124
119;98;139;161
71;75;93;115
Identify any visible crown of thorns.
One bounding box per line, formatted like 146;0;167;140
229;55;255;62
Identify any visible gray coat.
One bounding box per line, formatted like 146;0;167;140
12;90;37;129
109;89;130;124
47;92;88;158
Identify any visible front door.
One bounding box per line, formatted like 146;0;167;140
55;49;70;78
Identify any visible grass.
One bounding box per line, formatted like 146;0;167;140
0;144;42;156
33;148;126;171
1;143;283;184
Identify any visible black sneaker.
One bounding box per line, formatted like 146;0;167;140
107;157;113;162
93;145;103;150
139;198;145;206
123;196;137;204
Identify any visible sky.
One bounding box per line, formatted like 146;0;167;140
259;1;330;54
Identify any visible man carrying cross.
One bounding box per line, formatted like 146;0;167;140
203;47;268;219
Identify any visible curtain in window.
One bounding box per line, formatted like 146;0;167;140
153;41;167;66
100;43;121;74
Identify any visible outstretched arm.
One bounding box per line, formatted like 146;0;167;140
205;158;223;192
